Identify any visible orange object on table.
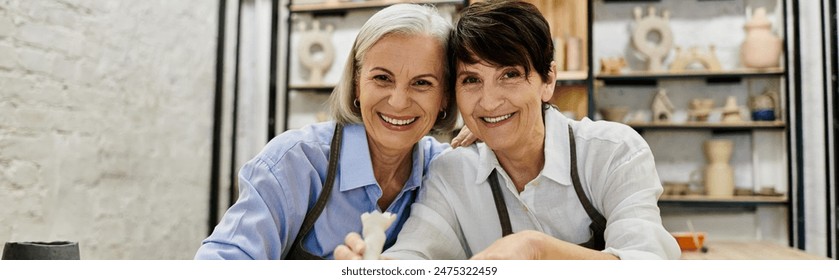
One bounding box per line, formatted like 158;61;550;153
672;232;706;251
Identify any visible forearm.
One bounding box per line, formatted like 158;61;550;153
538;234;618;260
471;230;619;260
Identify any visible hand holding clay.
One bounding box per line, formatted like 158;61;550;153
360;210;396;260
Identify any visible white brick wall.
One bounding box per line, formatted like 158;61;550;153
0;0;217;259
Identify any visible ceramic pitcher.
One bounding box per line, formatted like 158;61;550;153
741;7;782;69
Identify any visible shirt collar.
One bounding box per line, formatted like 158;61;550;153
405;143;424;191
473;107;572;186
475;142;500;185
339;124;377;191
542;107;572;186
338;123;425;192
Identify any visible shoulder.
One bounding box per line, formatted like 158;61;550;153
417;136;451;157
570;118;650;164
236;122;336;209
417;135;452;168
571;118;648;149
426;143;480;175
254;122;336;167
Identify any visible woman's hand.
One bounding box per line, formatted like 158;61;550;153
334;232;394;260
469;230;545;260
469;230;619;260
451;126;480;148
334;232;367;260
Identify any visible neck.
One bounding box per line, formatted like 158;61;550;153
495;127;545;193
367;137;413;210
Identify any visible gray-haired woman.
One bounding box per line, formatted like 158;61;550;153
195;3;459;260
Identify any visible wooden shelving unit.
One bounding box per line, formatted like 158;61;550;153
588;0;797;245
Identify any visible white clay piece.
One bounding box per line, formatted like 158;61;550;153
360;210;396;260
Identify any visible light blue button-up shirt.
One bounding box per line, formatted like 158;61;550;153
195;121;449;259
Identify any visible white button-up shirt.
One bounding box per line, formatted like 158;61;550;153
384;108;681;260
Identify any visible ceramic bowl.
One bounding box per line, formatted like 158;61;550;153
599;107;629;122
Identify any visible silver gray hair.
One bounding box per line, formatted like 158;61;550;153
328;3;456;133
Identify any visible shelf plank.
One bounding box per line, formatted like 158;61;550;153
659;194;788;207
556;70;588;81
681;241;828;260
555;71;589;86
660;194;787;203
290;0;464;13
595;68;784;82
624;121;786;130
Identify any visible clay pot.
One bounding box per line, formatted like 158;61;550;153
2;241;80;260
741;7;782;69
689;98;714;122
721;96;743;123
749;90;778;121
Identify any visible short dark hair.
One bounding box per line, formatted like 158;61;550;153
449;0;554;88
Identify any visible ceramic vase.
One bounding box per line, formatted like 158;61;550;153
741;7;782;69
704;140;735;197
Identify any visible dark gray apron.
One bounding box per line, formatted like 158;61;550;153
488;125;607;250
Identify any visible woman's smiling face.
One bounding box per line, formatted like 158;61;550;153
455;59;555;152
356;34;446;152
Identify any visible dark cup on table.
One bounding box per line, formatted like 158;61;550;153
2;241;80;260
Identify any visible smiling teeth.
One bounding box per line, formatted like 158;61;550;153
481;113;513;123
381;114;417;126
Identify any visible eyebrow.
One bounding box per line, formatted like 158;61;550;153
413;73;440;82
369;67;394;76
370;67;440;81
456;69;478;78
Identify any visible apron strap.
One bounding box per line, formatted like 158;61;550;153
489;170;513;236
286;122;343;259
568;126;607;250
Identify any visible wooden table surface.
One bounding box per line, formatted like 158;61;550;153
680;241;829;260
